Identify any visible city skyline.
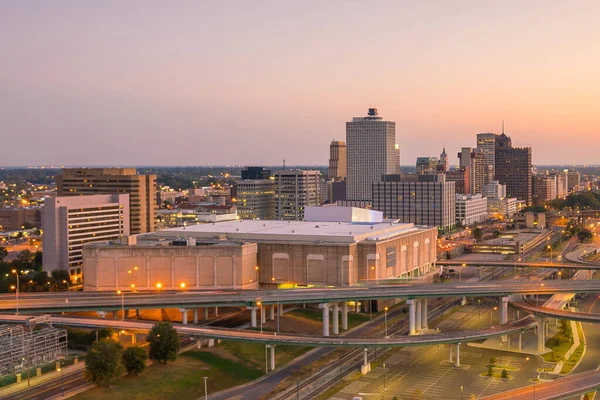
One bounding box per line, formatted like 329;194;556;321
2;1;600;166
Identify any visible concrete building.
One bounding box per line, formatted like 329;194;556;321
0;208;41;230
416;157;439;175
57;168;156;234
476;132;497;182
455;194;488;226
241;167;271;180
446;167;469;195
371;174;456;232
438;148;449;172
488;197;517;219
550;171;568;199
83;236;257;292
156;209;238;229
274;170;320;220
328;140;347;180
346;108;396;201
483;181;507;200
494;134;533;204
42;194;130;280
82;209;438;291
236;179;275;220
567;170;581;193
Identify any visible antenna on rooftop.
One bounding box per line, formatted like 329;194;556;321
283;158;286;169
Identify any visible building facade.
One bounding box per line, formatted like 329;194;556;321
416;157;439;175
274;170;320;220
42;194;130;280
455;194;488;226
346;108;396;201
476;132;497;183
328;140;347;180
458;147;486;195
483;180;507;200
494;134;533;204
57;168;156;234
446;167;469;195
532;175;556;203
0;208;41;230
567;170;581;193
488;197;517;219
236;179;275;220
371;175;456;232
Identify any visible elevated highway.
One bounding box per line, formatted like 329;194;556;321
437;260;600;270
2;280;600;313
0;314;538;348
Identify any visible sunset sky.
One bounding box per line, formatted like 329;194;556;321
1;1;599;166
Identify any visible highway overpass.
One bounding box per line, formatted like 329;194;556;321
2;280;600;313
436;260;600;270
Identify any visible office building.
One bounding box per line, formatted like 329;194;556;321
488;197;517;219
236;179;275;220
82;207;437;291
416;157;439;175
551;171;568;198
533;175;556;203
494;134;533;204
483;181;507;200
328;140;347;180
274;170;320;220
446;167;469;195
372;174;456;232
241;167;271;180
455;194;488;226
567;170;581;193
42;194;130;280
0;208;41;230
57;168;156;234
458;147;486;195
346;108;396;201
477;132;498;182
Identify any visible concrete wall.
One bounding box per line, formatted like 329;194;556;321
82;242;258;291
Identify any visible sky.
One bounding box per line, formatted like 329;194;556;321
1;1;599;167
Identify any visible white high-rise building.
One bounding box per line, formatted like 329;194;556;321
346;108;396;201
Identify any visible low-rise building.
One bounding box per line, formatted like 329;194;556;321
455;194;488;226
487;197;517;219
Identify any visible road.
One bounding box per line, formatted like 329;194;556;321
480;369;600;400
2;280;600;313
0;313;538;348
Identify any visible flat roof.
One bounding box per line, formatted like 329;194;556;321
154;220;431;244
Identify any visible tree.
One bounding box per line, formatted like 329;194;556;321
493;230;501;238
0;247;7;262
84;339;124;387
489;356;497;366
97;327;115;340
147;322;180;364
122;346;148;375
577;229;593;243
473;227;483;242
501;369;509;379
487;364;494;376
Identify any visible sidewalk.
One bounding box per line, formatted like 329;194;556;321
0;361;85;398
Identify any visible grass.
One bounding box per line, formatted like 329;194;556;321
543;326;574;363
480;372;513;380
285;308;370;330
74;349;263;400
314;371;362;400
218;341;310;368
0;354;85;388
561;322;585;374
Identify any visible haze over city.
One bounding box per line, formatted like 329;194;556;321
2;0;600;166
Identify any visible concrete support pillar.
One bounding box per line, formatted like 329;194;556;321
269;345;276;371
537;318;546;352
250;307;258;328
113;311;119;319
501;296;509;342
355;301;359;313
320;304;330;336
124;309;130;319
342;302;348;330
456;343;461;367
193;309;199;324
518;333;522;351
545;319;549;336
269;305;275;320
361;348;371;375
416;300;422;332
204;307;209;320
214;306;219;317
131;333;136;344
421;298;428;330
196;339;202;349
260;306;266;324
332;303;339;335
180;309;188;325
98;311;106;319
448;343;453;363
408;299;416;335
278;304;284;317
207;339;215;347
136;309;140;318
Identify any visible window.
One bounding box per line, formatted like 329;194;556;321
386;247;396;269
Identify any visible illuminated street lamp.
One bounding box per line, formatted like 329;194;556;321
257;300;263;333
62;280;70;291
156;282;163;294
384;306;389;338
490;306;497;327
180;282;186;293
117;290;125;320
11;269;19;315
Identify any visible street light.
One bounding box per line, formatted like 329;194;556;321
272;277;281;333
383;362;386;392
460;263;466;283
156;282;163;294
547;245;553;262
384;306;389;338
490;306;497;327
257;300;263;333
11;269;19;315
460;384;464;400
62;280;70;291
179;282;186;293
117;290;124;320
57;362;65;397
203;376;208;400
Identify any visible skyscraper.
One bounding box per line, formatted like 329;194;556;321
274;170;320;220
476;132;497;183
346;108;396;201
458;147;486;195
328;140;347;180
416;157;439;175
494;134;533;204
57;168;156;233
236;167;275;220
438;148;449;172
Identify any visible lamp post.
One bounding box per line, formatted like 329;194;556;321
460;384;464;400
547;245;553;263
203;376;208;399
257;300;263;333
62;280;70;292
384;306;389;338
156;282;163;295
383;362;386;392
180;282;186;293
272;277;280;333
490;306;497;327
11;269;19;315
117;290;124;320
460;263;465;283
58;362;65;397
